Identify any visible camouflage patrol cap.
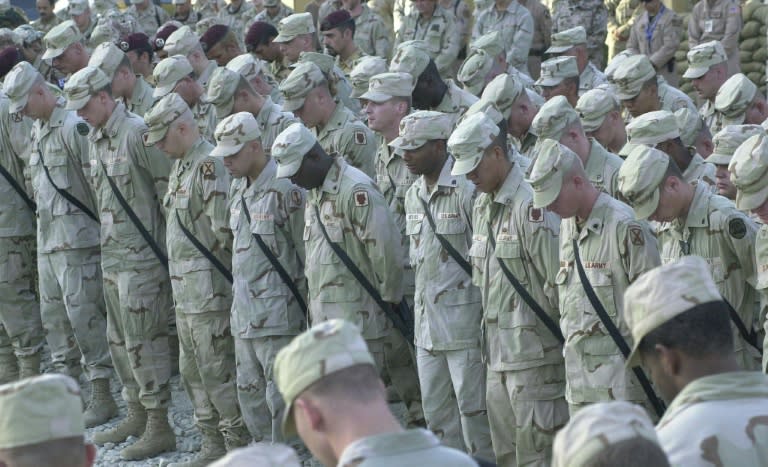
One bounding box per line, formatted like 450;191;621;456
462;98;504;125
14;24;43;45
617;144;670;219
576;88;619;133
42;20;82;60
604;49;633;82
715;73;757;126
226;53;266;82
624;256;723;368
530;95;580;141
68;0;89;16
389;40;431;79
526;138;580;208
279;61;325;112
208;443;301;467
389;110;453;151
457;49;493;96
709;124;764;166
625;110;679;145
206;67;240;119
163;25;199;56
360;72;414;103
88;42;125;79
728;133;768;210
349;56;387;98
273;13;315;43
683;40;727;79
480;72;525;118
63;66;111;110
153;55;194;98
469;30;503;59
272;122;317;178
535;56;578;87
612;54;656;100
552;401;660;467
674;108;705;148
0;374;84;449
296;51;334;76
448;112;499;176
546;26;587;54
143;92;189;146
211;111;262;157
274;319;375;435
3;61;41;113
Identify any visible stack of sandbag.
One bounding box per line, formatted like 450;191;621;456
739;0;767;95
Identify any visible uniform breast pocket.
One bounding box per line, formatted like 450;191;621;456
251;218;277;250
425;26;443;52
583;268;616;318
703;256;725;286
318;221;343;264
44;152;71;189
105;160;134;198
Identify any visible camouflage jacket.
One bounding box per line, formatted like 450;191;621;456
351;5;391;59
472;0;534;74
375;135;418;237
315;101;376;178
396;5;460;78
0;93;34;238
124;76;155;121
250;3;294;27
218;0;257;41
337;429;479;466
579;63;607;97
253;96;299;156
550;0;607;55
584;139;623;198
128;3;171;36
433;79;478;126
682;152;716;192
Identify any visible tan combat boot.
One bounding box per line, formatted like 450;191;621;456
83;378;119;427
120;408;176;460
92;402;147;445
17;352;41;379
0;353;19;383
168;428;226;467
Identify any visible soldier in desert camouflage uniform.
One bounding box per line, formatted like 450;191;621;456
714;74;768;134
576;88;627;155
706;124;763;202
88;42;156;121
218;0;257;41
63;66;175;461
471;0;533;75
340;0;390;58
550;0;607;69
395;0;459;79
684;41;729;133
3;61;117;428
225;53;283;105
605;0;641;61
163;26;219;90
535;56;579;107
527;139;660;415
449;113;566;467
480;73;539;158
251;0;293;27
545;26;607;97
126;0;171;36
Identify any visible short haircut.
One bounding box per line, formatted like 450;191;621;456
638;301;734;360
641;76;658;92
303;363;382;403
234;75;258;95
0;437;86;467
97;83;113;97
586;437;671;467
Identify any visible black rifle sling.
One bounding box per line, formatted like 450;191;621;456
0;162;35;211
418;197;472;276
312;204;413;343
99;160;169;270
241;196;307;315
487;222;565;344
175;211;233;284
38;145;99;222
571;239;666;417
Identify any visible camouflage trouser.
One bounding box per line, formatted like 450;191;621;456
0;236;44;358
234;335;294;442
486;364;569;467
177;310;248;444
39;247;112;381
416;346;494;459
103;263;172;408
368;331;424;425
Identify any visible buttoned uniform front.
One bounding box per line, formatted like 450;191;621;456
218;1;258;45
404;157;493;457
0;93;44;380
688;0;742;74
123;76;156;120
467;164;567;466
315;102;377;179
549;0;607;69
88;102;173;408
471;1;533;75
655;183;760;370
193;100;218;143
128;2;171;37
554;194;660;410
626;3;683;88
395;5;460;79
577;64;607;97
30;98;112;382
164;136;249;446
351;4;391;59
227;158;306;442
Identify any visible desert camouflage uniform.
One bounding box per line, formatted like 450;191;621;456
352;5;391;59
468;164;567;466
251;97;298;156
433;80;477;125
627;5;683;87
519;0;552;79
0;94;44;381
31;15;61;34
605;0;641;60
228;158;306;442
123;76;155;119
756;225;768;372
250;3;294;27
89;102;173;408
555;193;660;412
193;101;219;144
550;0;607;69
336;49;365;78
655;183;760;370
578;64;607;97
472;1;533;75
658;79;697;115
405;157;493;457
270;59;292;83
218;1;257;43
439;0;471;55
395;5;460;78
682;151;717;191
315;101;377;178
583;139;623;198
128;3;171;36
338;428;479;466
31;98;112;381
193;0;219;20
688;0;742;74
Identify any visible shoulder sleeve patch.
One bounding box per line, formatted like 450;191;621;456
76;122;90;136
288;188;304;209
528;205;543;223
202;160;215;177
629;225;644;246
354;189;369;207
354;130;367;145
728;217;747;239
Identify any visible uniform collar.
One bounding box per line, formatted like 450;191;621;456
493;162;525;206
576;192;611;240
337;429;441;467
254;96;276;132
128;76;153;109
317;100;348;138
418;156;460;200
680;182;711;229
315;156;346;196
251;157;277;191
90;102;127;142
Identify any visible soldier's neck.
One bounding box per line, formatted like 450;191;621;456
575;186;599;223
494;0;512;11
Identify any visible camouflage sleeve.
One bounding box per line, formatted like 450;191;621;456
541;5;553;49
348;183;405;303
340;124;377;179
619;219;660;283
158;4;171;25
508;9;534;72
433;15;460;76
199;157;232;251
460;181;477;232
587;3;608;52
134;132;172;215
372;20;392;59
520;202;561;311
649;15;681;69
720;1;742;57
284;186;306;266
9;115;32;163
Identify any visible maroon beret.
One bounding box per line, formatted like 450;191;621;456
320;10;353;32
0;47;22;81
199;24;230;52
245;21;278;51
118;32;151;53
153;24;179;51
